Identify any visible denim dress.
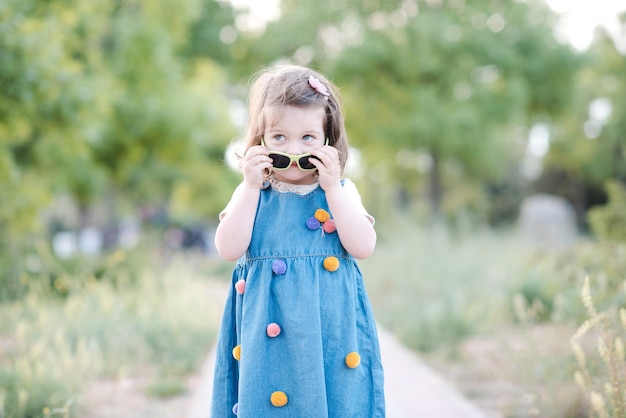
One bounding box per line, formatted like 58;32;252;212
211;182;385;417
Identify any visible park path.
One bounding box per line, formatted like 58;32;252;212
187;324;487;418
80;277;488;418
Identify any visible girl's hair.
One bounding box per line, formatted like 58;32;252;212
243;64;349;172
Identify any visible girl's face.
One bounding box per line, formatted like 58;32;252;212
263;105;326;185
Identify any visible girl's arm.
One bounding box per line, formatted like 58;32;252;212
214;146;272;261
214;184;261;261
312;146;376;259
324;184;376;259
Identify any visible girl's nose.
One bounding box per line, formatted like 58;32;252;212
285;147;304;155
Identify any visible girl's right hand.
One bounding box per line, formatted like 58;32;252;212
241;145;272;189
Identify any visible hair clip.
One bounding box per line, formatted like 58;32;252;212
308;76;330;97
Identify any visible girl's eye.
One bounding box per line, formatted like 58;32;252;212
273;134;286;142
302;135;315;142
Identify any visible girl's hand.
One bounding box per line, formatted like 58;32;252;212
311;145;342;192
241;145;272;189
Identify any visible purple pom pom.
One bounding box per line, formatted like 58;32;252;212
272;259;287;275
306;217;321;230
232;402;239;415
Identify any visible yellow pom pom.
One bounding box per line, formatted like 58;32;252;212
323;256;340;272
345;351;361;368
232;344;241;360
314;209;331;223
270;391;288;407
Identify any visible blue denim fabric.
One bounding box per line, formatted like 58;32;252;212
211;183;385;417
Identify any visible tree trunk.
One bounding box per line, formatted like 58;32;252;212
428;149;442;220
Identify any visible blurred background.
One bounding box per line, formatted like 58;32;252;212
1;0;625;416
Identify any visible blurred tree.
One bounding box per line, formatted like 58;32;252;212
331;0;580;220
0;1;110;234
186;0;237;64
541;19;626;222
0;0;239;238
1;0;240;297
88;0;239;222
223;0;580;224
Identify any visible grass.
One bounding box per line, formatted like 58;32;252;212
0;251;223;418
2;217;623;417
361;221;530;351
361;217;626;416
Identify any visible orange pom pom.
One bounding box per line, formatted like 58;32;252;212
270;391;288;407
314;209;331;223
323;256;340;272
345;352;361;368
232;344;241;360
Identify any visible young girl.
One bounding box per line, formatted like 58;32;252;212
211;64;385;417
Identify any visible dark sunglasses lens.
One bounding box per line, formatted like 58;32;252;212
269;153;290;169
298;155;318;170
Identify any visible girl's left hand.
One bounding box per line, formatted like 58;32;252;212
311;145;342;192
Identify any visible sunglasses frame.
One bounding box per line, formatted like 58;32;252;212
261;138;329;171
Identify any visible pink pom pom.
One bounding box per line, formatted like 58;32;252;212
266;323;281;337
235;279;246;295
322;219;336;233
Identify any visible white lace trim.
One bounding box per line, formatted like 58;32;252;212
268;174;319;195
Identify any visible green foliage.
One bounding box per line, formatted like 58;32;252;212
510;239;626;326
541;31;626;210
588;181;626;243
0;371;74;418
361;218;530;351
364;220;626;413
0;234;142;302
0;0;239;302
0;256;219;418
0;0;238;239
145;377;187;398
332;0;578;218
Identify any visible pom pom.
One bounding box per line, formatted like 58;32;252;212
323;256;340;272
270;391;288;407
266;323;281;337
322;219;336;233
232;344;241;360
345;351;361;368
235;279;246;295
272;259;287;275
306;217;321;230
232;403;239;415
314;208;331;223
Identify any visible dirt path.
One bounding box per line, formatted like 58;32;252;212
188;326;487;418
81;276;488;417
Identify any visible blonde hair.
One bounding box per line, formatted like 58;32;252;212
243;64;349;172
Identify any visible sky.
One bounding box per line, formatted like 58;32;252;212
545;0;626;51
228;0;626;51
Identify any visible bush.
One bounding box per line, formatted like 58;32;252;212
588;180;626;243
0;256;219;418
0;370;75;418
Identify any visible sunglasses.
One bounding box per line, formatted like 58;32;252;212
261;138;328;171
